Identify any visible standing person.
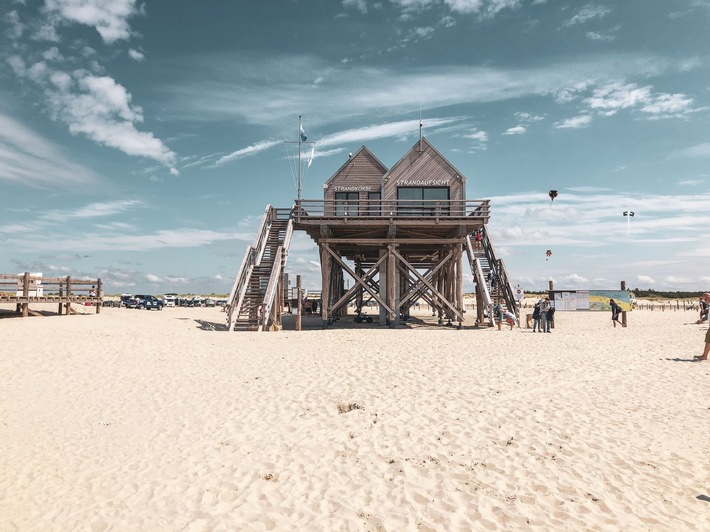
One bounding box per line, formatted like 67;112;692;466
545;302;555;333
540;297;551;333
610;298;625;327
474;229;483;250
695;292;710;361
493;302;504;331
532;300;541;332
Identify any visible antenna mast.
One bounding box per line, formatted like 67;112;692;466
298;115;302;201
419;107;423;152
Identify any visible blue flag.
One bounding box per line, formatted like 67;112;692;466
300;124;307;142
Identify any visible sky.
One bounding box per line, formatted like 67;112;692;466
1;0;709;296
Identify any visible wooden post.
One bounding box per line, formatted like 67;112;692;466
22;272;30;317
65;276;72;315
621;280;627;327
456;244;463;328
58;281;64;315
296;275;302;331
387;245;396;326
96;278;102;314
320;245;330;326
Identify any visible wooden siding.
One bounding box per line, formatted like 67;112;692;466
323;146;388;203
382;138;466;202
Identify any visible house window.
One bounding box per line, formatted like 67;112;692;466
366;191;381;216
335;192;359;216
397;187;449;216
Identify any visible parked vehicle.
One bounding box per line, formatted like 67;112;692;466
132;294;164;310
120;294;134;307
204;298;216;307
190;298;203;307
164;293;178;307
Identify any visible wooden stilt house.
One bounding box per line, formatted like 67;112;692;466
226;137;517;331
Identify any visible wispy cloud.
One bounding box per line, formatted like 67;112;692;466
215;140;281;166
0;113;100;187
671;143;710;158
564;4;611;27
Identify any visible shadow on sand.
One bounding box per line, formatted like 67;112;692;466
194;319;228;331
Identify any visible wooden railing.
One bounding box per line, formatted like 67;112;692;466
0;273;103;316
292;199;490;221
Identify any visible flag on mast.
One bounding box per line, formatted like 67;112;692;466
300;124;307;142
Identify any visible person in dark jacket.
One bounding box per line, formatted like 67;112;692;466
532;300;542;332
610;299;625;327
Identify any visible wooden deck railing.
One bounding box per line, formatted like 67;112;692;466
292;199;489;222
0;273;103;317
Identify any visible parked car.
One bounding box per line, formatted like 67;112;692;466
190;298;203;307
120;294;134;307
203;298;216;307
164;293;178;307
132;294;164;310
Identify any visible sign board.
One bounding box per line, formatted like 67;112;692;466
514;286;524;301
551;290;631;311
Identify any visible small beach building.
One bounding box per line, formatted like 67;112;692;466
226;137;516;331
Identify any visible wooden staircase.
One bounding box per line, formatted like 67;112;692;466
466;225;518;325
226;206;293;331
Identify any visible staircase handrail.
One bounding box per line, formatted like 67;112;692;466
258;244;284;332
257;217;294;332
465;235;493;325
226;245;254;330
226;205;272;331
480;226;518;319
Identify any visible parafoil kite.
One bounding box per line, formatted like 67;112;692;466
548;190;558;206
623;211;635;236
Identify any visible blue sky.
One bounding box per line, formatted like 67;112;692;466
1;0;709;295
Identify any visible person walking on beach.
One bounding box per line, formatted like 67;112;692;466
540;297;551;333
695;292;710;361
532;300;541;332
545;302;555;333
610;298;625;327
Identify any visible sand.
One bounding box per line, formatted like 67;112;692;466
1;305;708;531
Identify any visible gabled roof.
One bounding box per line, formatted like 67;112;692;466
381;137;467;185
324;145;388;186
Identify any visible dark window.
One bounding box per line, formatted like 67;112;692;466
366;191;381;216
335;192;359;216
397;187;450;216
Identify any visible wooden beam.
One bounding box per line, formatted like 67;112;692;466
323;244;393;315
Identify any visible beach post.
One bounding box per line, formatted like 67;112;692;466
296;275;302;331
21;271;30;317
621;280;627;327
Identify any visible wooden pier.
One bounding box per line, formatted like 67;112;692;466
0;272;103;317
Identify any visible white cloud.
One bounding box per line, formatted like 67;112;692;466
127;49;144;61
585;82;651;114
678;179;704;186
43;73;178;171
146;273;162;283
503;125;526;135
443;0;523;17
586;31;614;42
343;0;368;13
43;0;141;44
641;93;693;116
564;4;611;26
636;275;655;285
554;115;592;129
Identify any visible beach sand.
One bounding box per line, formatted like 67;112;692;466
1;305;708;530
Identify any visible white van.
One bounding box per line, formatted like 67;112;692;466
164;293;178;307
